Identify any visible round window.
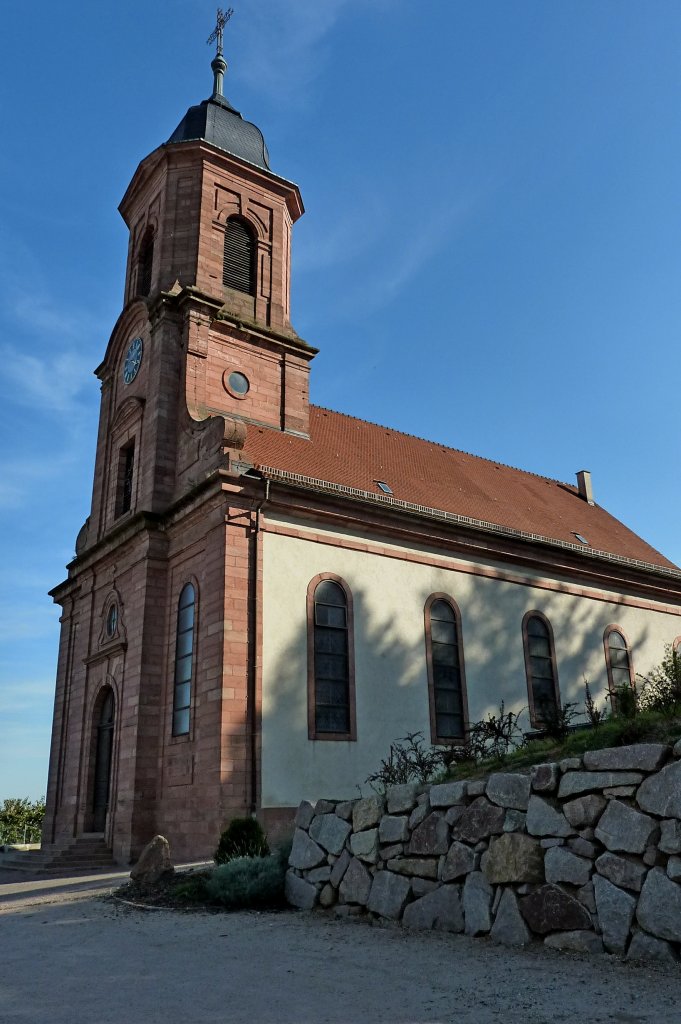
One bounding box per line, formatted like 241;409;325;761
227;371;249;397
106;604;118;638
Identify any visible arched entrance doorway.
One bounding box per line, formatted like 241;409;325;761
92;688;115;832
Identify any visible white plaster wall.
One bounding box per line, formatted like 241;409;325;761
260;517;681;808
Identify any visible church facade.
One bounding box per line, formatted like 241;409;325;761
43;44;681;864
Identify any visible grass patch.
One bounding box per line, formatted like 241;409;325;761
446;711;681;780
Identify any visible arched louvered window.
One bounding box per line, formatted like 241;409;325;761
523;612;560;728
137;227;154;298
604;627;634;696
223;217;256;295
172;584;196;736
425;596;468;742
307;576;356;739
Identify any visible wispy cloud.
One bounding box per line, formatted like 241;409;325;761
0;680;54;716
236;0;402;106
0;346;92;417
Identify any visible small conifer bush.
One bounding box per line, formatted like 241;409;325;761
205;853;287;909
214;817;269;865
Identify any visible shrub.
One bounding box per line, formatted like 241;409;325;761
609;681;638;720
584;677;607;728
205;852;287;909
535;698;580;742
638;645;681;715
365;731;449;790
214;817;269;865
465;701;526;764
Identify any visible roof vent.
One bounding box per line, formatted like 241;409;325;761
576;470;594;505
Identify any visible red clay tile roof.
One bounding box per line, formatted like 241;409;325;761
242;406;678;572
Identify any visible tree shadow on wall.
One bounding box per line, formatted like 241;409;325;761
261;566;659;802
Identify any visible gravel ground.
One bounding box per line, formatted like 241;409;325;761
1;879;680;1024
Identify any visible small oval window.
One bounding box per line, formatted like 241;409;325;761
228;371;250;396
106;604;118;638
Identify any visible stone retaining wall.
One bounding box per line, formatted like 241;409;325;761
286;741;681;963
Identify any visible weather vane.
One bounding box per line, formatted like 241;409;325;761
207;7;234;55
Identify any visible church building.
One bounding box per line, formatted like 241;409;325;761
43;32;681;865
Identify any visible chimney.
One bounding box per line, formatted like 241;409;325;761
576;470;594;505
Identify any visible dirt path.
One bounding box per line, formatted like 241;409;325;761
0;882;680;1024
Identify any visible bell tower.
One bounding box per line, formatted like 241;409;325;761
43;19;316;864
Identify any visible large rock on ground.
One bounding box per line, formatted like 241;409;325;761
484;833;544;884
544;847;592;887
403;884;464;932
339;856;372;905
595;852;647;893
594;800;658;855
526;796;572;837
519;884;591;935
367;870;411;919
309;813;352;855
352;796;385;832
441;841;476;882
562;794;606;829
593;875;636;954
558;771;643;799
289;828;326;870
489;889;532;946
285;871;317;910
637;759;681;818
462;871;493;936
486;773;531;810
130;835;173;885
456;797;505;844
583;743;670;772
408;812;449;855
636;867;681;943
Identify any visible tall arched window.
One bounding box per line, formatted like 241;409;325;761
604;626;634;696
425;595;468;742
523;612;560;728
307;576;355;740
223;217;256;295
137;227;154;297
172;584;196;736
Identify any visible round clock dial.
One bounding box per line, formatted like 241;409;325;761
123;337;144;384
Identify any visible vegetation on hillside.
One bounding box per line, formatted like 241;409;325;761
0;797;45;845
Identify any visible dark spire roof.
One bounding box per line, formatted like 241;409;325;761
167;31;270;170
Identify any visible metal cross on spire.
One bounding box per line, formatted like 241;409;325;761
207;7;234;56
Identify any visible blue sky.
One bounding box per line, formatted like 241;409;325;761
1;0;680;800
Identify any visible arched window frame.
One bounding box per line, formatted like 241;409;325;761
306;573;356;742
171;582;198;738
136;225;155;298
603;624;635;697
424;593;469;744
222;215;257;296
522;610;561;729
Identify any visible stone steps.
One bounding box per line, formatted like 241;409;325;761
0;835;118;875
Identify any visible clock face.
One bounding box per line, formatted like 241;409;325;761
123;337;143;384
